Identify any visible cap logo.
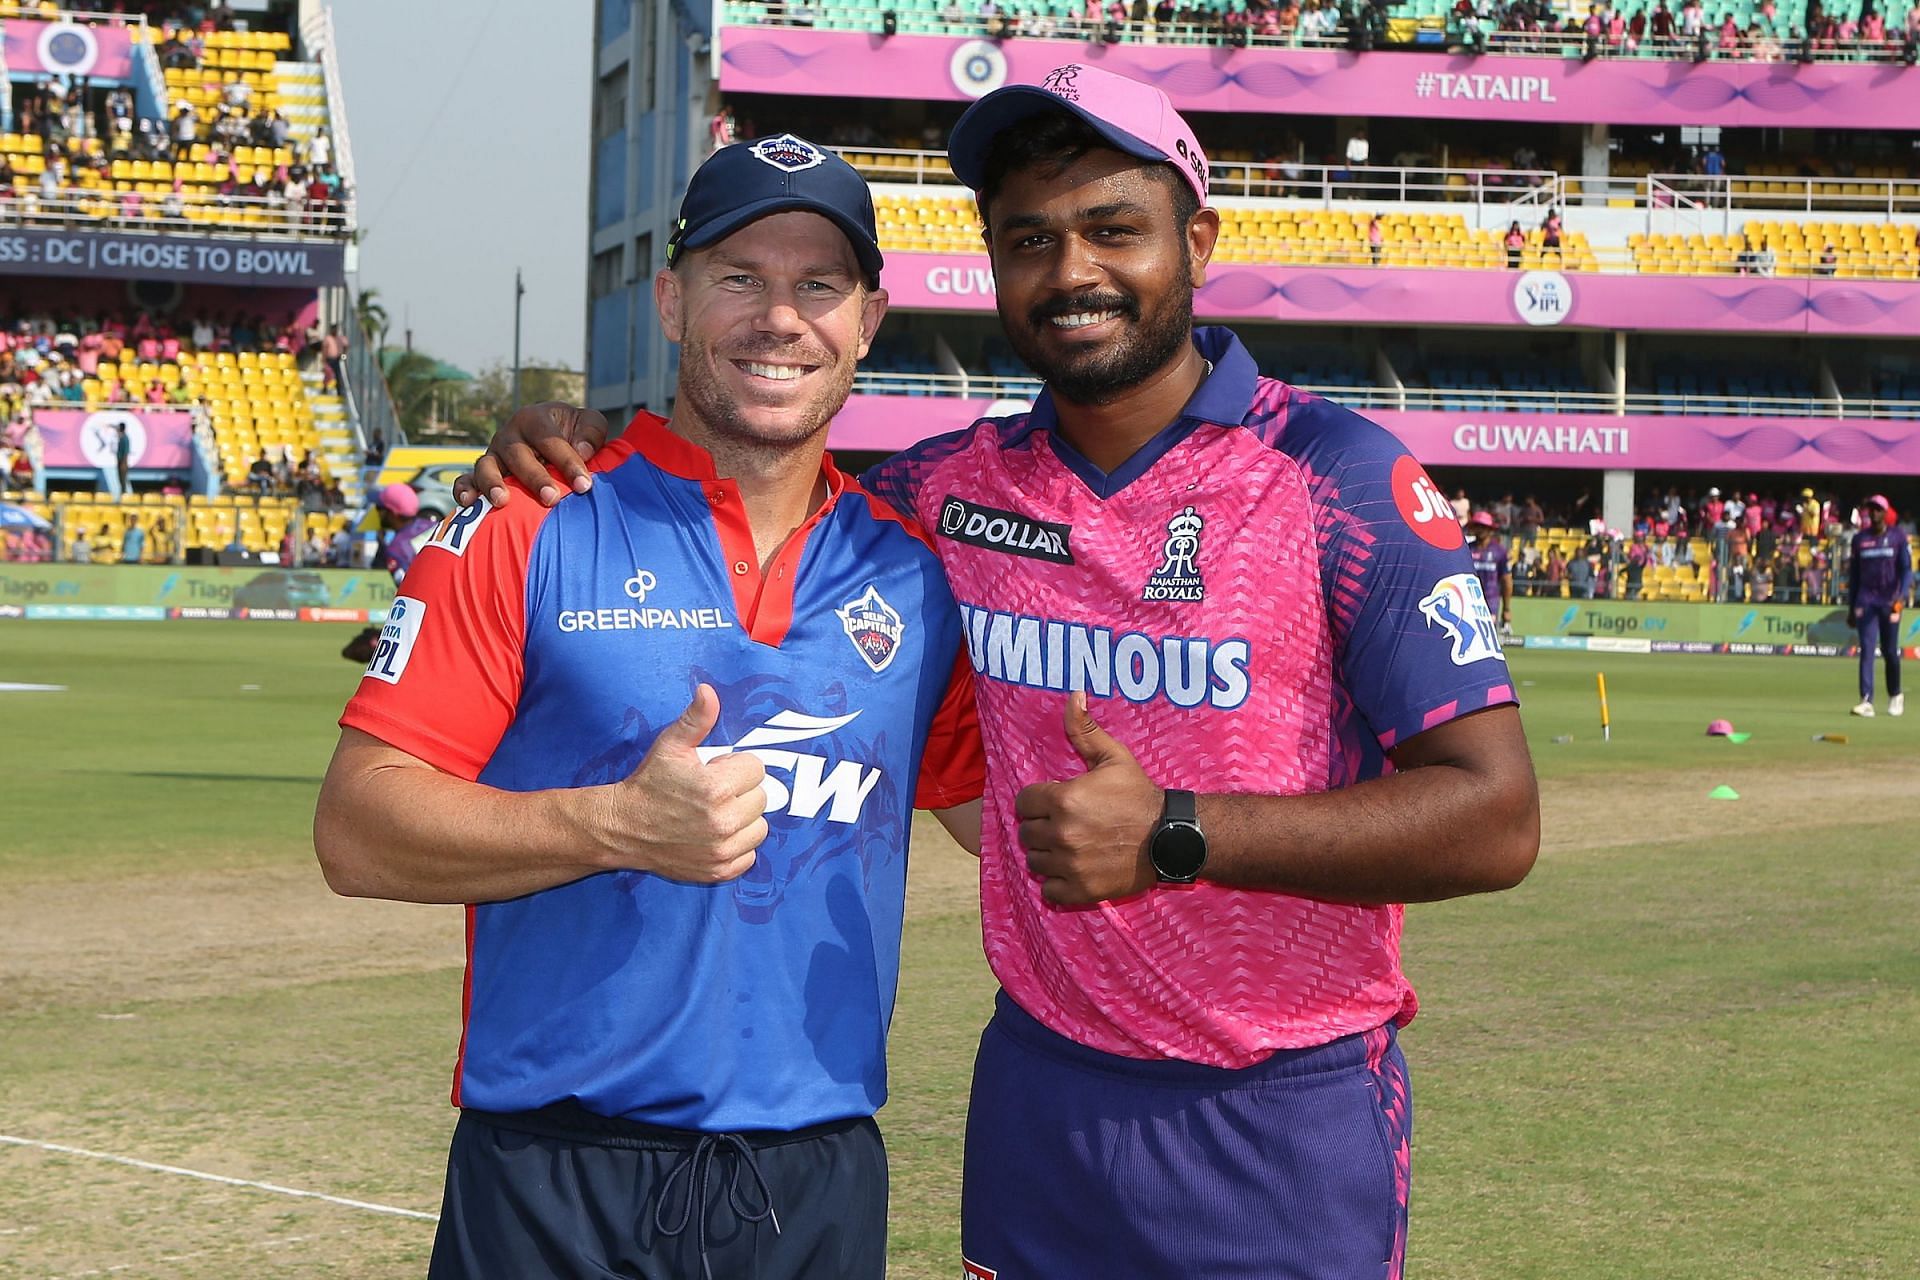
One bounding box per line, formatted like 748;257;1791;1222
1040;65;1083;102
1173;137;1208;194
749;134;825;173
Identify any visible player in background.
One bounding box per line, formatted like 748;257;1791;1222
314;136;983;1279
1848;493;1910;717
339;481;438;664
1468;508;1514;634
455;65;1539;1280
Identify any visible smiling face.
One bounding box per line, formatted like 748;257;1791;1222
657;210;887;453
981;146;1214;408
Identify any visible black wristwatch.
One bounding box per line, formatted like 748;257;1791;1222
1148;789;1208;884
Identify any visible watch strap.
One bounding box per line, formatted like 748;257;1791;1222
1162;788;1197;824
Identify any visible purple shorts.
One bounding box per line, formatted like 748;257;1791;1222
961;991;1411;1279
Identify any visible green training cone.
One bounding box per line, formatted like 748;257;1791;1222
1726;732;1752;744
1708;785;1740;801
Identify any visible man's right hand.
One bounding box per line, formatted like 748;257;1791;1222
592;685;769;884
451;401;614;510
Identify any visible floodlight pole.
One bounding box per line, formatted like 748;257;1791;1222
512;268;526;413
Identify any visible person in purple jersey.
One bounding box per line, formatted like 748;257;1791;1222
1467;509;1513;633
340;481;438;665
1848;493;1910;718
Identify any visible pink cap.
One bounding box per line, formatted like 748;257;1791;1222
1468;510;1496;528
1864;493;1891;510
376;482;420;518
1706;719;1734;736
946;64;1210;206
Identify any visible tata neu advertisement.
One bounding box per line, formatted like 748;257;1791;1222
827;393;1918;476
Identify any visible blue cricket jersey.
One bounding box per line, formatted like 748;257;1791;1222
342;414;982;1131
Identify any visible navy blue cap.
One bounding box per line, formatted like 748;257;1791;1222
666;134;884;282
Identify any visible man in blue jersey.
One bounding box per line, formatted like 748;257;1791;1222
1848;493;1910;717
314;136;984;1280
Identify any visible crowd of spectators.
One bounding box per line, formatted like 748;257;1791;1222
0;9;347;230
1457;0;1920;59
1464;484;1917;605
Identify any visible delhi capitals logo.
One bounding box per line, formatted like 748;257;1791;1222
749;134;825;173
1142;506;1205;603
836;584;906;673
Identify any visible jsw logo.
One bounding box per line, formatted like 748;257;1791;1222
695;709;883;825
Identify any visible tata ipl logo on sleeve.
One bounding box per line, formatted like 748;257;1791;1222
1418;573;1504;665
425;500;492;557
837;584;907;673
749;134;825;173
938;495;1073;564
1142;506;1206;602
363;597;427;685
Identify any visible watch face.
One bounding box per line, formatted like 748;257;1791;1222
1152;821;1207;881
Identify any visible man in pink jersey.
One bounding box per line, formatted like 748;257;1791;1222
456;64;1539;1279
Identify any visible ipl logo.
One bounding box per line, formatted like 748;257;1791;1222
1142;506;1206;603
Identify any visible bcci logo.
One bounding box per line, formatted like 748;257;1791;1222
1142;506;1205;603
1513;270;1572;327
749;134;825;173
835;584;906;673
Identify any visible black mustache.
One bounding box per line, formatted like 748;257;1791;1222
1028;295;1139;326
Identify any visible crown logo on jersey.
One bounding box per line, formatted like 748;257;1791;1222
749;134;825;173
1143;505;1205;603
836;584;906;673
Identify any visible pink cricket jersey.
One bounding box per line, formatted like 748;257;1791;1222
866;328;1516;1067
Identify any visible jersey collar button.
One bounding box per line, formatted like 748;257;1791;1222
732;560;749;575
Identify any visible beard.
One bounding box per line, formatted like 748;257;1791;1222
1000;279;1195;407
674;332;855;454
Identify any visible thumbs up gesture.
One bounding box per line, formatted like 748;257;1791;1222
599;684;768;884
1013;692;1162;906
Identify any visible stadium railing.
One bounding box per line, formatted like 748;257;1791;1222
850;149;1920;218
848;369;1920;419
1647;174;1920;215
0;189;350;238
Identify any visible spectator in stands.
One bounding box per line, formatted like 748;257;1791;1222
70;527;92;564
322;324;348;393
1541;208;1563;249
1467;512;1514;629
1568;548;1596;598
1367;213;1384;263
120;513;145;565
248;453;275;495
1650;0;1675;42
1504;220;1526;268
112;420;131;492
1344;128;1369;171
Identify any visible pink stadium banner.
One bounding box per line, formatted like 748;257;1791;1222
3;20;136;82
828;395;1916;475
37;408;194;471
718;30;1920;129
885;253;1920;335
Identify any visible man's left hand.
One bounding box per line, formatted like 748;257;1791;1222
1014;693;1162;906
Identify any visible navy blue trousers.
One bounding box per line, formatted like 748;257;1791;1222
1857;605;1902;700
962;991;1412;1279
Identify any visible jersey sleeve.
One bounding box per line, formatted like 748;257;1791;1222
1302;411;1518;751
914;646;986;810
339;493;548;780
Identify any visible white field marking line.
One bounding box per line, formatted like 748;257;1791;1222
0;1135;439;1222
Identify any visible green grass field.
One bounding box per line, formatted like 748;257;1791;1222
2;622;1916;1277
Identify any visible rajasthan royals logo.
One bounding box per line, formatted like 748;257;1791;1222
1142;506;1205;603
836;584;906;673
1040;65;1083;101
749;134;825;173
